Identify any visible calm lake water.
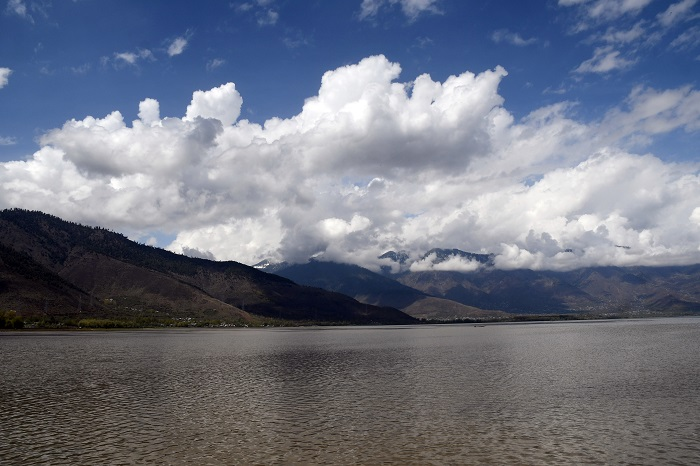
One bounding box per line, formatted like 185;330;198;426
1;318;699;465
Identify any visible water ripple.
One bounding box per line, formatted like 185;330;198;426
1;319;699;464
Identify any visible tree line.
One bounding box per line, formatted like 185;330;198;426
0;310;24;329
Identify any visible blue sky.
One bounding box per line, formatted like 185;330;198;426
1;0;700;271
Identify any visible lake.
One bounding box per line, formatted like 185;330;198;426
1;318;699;465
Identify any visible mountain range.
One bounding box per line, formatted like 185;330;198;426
2;209;698;327
0;209;415;325
263;248;700;319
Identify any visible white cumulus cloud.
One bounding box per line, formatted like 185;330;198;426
138;98;161;126
1;55;699;271
185;83;243;127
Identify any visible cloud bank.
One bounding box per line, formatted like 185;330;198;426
1;55;699;271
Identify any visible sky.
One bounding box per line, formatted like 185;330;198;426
1;0;700;272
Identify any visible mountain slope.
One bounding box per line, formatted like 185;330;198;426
0;209;415;324
401;297;509;320
275;260;429;309
396;264;700;314
0;243;95;317
270;259;509;320
396;268;599;313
